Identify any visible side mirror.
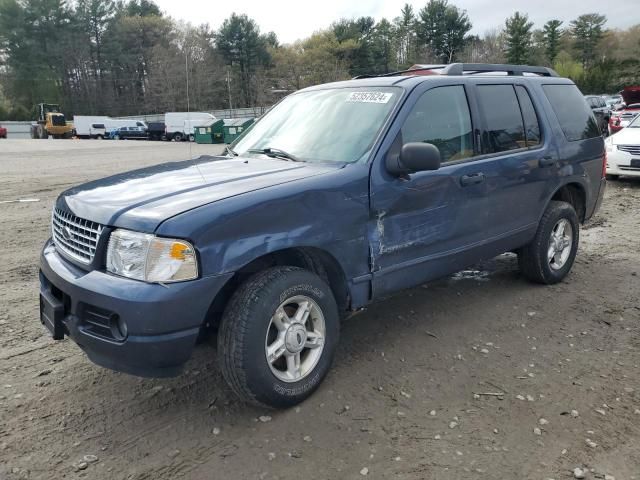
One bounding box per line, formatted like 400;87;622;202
386;142;441;176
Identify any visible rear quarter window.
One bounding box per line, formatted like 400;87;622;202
543;85;600;141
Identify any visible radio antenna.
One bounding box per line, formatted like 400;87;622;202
185;50;206;183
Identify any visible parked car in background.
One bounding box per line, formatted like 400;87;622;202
0;124;7;139
108;126;148;140
609;86;640;134
610;104;640;133
604;94;623;109
606;113;640;180
74;116;109;138
585;95;610;135
39;63;606;408
147;122;166;141
165;112;216;142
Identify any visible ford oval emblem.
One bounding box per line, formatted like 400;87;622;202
62;226;73;241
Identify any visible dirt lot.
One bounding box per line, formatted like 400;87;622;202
1;139;639;480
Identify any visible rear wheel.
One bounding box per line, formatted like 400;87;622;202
173;132;183;142
188;134;195;142
518;201;579;285
218;266;339;408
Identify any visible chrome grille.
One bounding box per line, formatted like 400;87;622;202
618;145;640;156
52;208;103;264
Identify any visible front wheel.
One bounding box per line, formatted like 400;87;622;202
218;266;339;408
518;201;579;284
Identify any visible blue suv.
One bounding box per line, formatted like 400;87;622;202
39;64;606;408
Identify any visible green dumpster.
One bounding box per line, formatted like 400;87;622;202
223;118;254;144
194;119;224;144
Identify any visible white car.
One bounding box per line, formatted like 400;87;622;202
606;114;640;179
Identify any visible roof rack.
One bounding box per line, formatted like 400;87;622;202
353;63;559;79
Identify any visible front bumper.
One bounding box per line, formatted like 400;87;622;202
606;149;640;177
39;240;233;377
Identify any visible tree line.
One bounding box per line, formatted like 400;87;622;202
0;0;638;120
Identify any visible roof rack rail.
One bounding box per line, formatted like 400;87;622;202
352;63;559;79
352;65;447;79
444;63;559;77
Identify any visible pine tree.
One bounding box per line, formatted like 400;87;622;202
570;14;606;69
417;0;472;63
542;20;563;65
504;11;533;64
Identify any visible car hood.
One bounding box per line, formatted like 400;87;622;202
610;127;640;146
59;155;340;231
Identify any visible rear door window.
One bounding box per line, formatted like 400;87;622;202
400;85;474;163
515;86;542;147
543;84;600;141
477;85;526;153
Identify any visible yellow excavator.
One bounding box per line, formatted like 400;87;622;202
30;103;74;139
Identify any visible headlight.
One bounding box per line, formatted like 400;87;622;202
605;137;616;152
106;229;198;283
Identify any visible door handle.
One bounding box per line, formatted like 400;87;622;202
460;173;485;186
539;156;557;168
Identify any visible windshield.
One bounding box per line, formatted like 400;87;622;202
629;115;640;128
232;87;400;163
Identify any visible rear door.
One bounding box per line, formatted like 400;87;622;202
471;82;555;241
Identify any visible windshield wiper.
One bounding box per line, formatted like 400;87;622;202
247;147;302;162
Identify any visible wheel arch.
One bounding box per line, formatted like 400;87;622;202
548;182;587;223
202;246;351;335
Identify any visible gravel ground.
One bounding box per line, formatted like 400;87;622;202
1;139;639;480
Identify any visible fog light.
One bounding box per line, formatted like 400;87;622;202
109;314;128;341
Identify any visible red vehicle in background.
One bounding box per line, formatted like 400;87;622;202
609;86;640;134
0;124;7;139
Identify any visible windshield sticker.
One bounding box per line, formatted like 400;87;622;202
346;92;393;104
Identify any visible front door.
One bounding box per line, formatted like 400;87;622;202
369;84;498;296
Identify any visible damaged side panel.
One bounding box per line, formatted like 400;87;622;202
368;164;489;297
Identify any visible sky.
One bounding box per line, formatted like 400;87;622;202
154;0;638;44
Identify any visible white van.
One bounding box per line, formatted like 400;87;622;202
165;112;216;141
74;116;147;139
74;116;110;139
104;119;147;129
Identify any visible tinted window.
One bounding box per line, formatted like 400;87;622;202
515;86;541;147
401;85;474;163
477;85;526;153
92;123;105;129
543;85;600;141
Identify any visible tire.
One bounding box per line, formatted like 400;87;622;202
188;134;195;142
518;201;579;285
218;266;339;408
37;125;47;139
173;132;183;142
114;134;120;140
606;174;619;181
